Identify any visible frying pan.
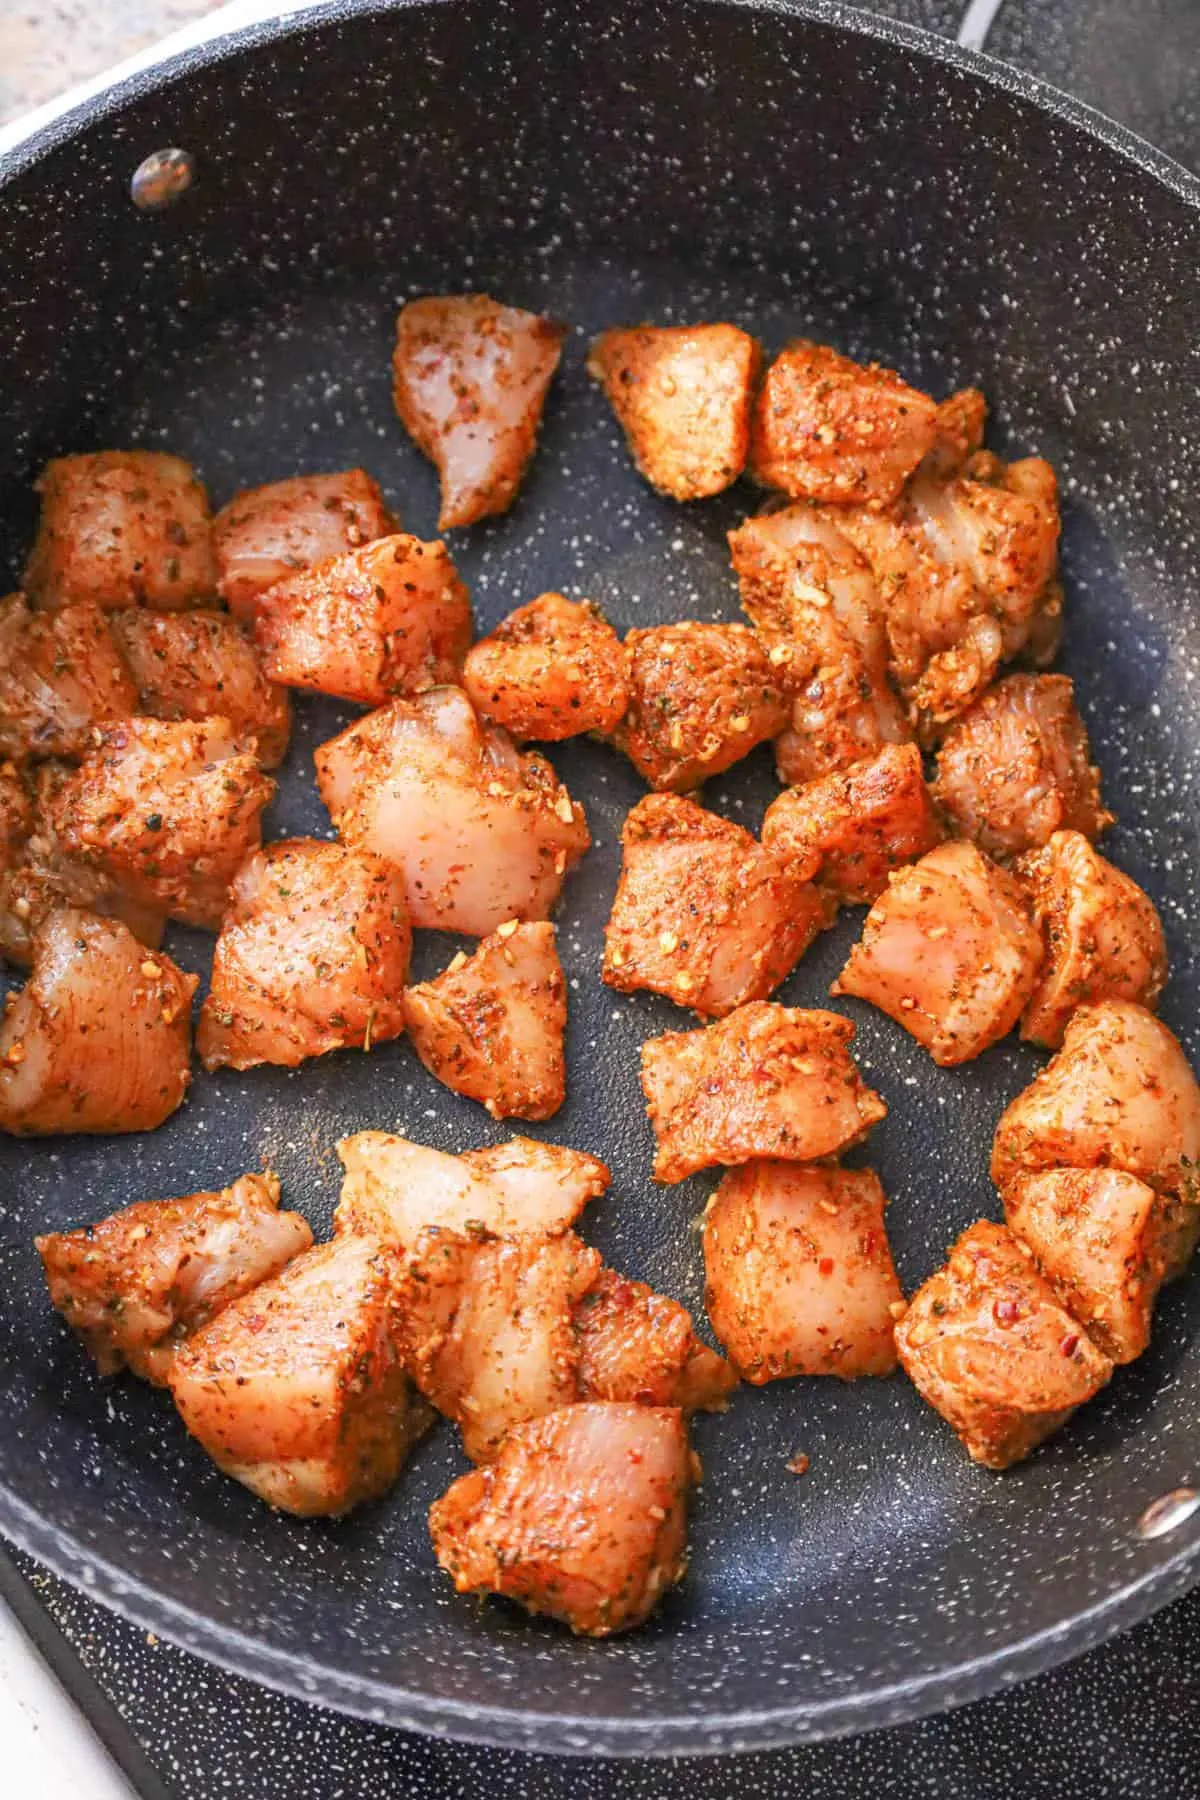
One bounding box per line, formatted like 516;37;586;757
2;0;1200;1760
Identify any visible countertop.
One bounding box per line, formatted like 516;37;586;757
0;0;228;124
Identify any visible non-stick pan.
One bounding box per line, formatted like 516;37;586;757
2;0;1200;1759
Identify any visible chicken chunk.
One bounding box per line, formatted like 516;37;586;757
111;607;291;768
704;1162;904;1379
587;322;760;500
1017;831;1167;1048
429;1402;692;1635
1004;1168;1199;1364
315;687;589;936
392;294;565;529
0;908;194;1135
462;593;629;741
832;841;1043;1065
45;717;274;929
0;596;137;760
35;1172;312;1382
197;838;410;1071
573;1268;737;1412
253;535;472;705
335;1131;609;1247
932;675;1112;860
749;340;939;508
170;1235;428;1517
24;451;215;611
603;792;833;1017
615;622;789;792
992;1001;1200;1201
641;1002;886;1184
894;1220;1113;1469
403;920;565;1119
923;388;988;479
395;1228;602;1461
0;762;32;870
762;743;942;905
212;469;398;619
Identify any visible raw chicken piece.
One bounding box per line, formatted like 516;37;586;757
0;908;195;1135
574;1268;737;1411
932;674;1112;859
335;1131;609;1247
832;840;1043;1066
429;1402;693;1635
923;388;988;478
253;535;472;705
403;920;566;1120
462;593;629;741
894;1220;1113;1469
728;502;912;786
640;1002;886;1183
992;1001;1200;1200
212;469;397;619
0;763;32;870
315;687;589;935
603;792;833;1017
1017;831;1167;1048
1004;1168;1199;1364
587;322;761;500
35;1172;312;1382
170;1235;428;1517
704;1162;904;1379
749;341;939;507
0;596;137;759
112;607;290;768
762;742;942;905
615;622;789;792
197;838;411;1071
24;451;215;611
395;1228;602;1461
392;294;565;529
45;717;275;929
0;762;166;966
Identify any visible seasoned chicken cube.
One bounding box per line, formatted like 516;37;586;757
923;388;988;479
35;1172;312;1382
574;1268;737;1412
615;622;789;792
336;1131;609;1247
704;1162;904;1380
462;593;629;741
392;294;565;529
640;1002;886;1183
894;1220;1113;1469
212;469;397;619
24;451;215;611
0;908;195;1135
603;792;833;1017
832;841;1043;1065
587;322;760;500
45;717;274;930
0;763;32;871
197;838;410;1072
749;341;939;507
111;607;291;768
762;743;942;905
170;1235;428;1516
1017;830;1167;1048
253;534;472;706
403;920;565;1120
429;1402;693;1635
1004;1168;1199;1364
992;1000;1200;1200
395;1228;602;1461
0;595;137;760
932;674;1112;859
315;687;589;935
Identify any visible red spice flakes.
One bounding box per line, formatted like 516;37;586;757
992;1297;1020;1327
786;1451;810;1477
817;1256;835;1277
1060;1333;1081;1358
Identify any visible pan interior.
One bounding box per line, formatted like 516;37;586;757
2;0;1200;1755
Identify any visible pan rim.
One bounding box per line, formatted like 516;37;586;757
2;0;1200;1756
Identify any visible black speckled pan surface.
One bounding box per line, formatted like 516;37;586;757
2;0;1200;1760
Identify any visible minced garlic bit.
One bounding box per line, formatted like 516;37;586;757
446;950;469;974
658;930;679;954
495;918;520;939
139;959;160;979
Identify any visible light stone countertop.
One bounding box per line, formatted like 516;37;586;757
0;0;230;124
